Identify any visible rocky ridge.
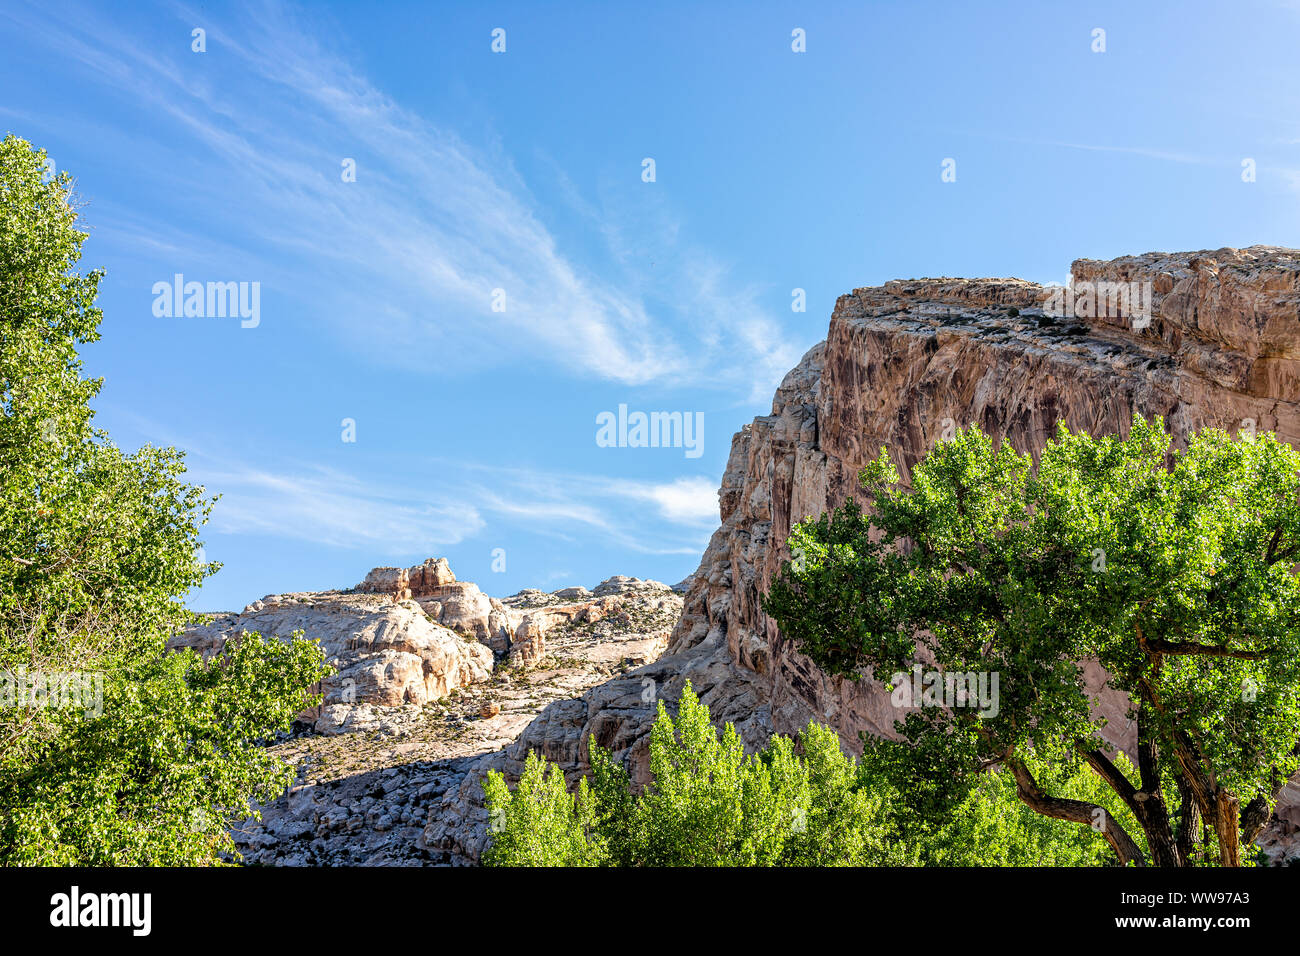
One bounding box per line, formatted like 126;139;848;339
188;570;681;865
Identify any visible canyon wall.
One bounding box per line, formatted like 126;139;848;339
426;246;1300;861
741;246;1300;750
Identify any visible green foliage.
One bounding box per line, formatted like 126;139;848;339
777;721;909;866
482;751;602;867
1;134;210;656
631;683;796;866
0;134;331;864
764;416;1300;866
870;742;1135;866
482;681;1121;866
0;632;327;865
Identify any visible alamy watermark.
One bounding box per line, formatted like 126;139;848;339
889;665;999;718
596;404;703;459
50;886;150;936
1;667;103;717
152;274;261;328
1043;279;1152;329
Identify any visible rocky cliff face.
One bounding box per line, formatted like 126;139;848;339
427;246;1300;863
692;245;1300;752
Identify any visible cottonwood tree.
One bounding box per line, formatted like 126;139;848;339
764;416;1300;866
482;680;1125;867
0;135;328;863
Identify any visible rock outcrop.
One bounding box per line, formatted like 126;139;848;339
356;559;515;652
226;575;681;865
352;560;646;664
358;557;457;599
172;562;680;737
426;246;1300;864
701;246;1299;753
170;590;495;728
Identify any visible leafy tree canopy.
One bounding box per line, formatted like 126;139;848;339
482;681;1122;866
0;134;329;864
764;416;1300;866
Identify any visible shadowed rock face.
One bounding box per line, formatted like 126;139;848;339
428;246;1300;863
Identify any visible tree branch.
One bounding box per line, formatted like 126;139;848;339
1265;524;1284;565
1008;755;1146;866
1078;745;1140;812
1241;741;1300;846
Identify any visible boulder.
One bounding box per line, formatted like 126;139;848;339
419;581;502;647
553;586;592;601
408;557;456;595
357;567;410;599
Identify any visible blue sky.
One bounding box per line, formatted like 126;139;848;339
3;0;1298;611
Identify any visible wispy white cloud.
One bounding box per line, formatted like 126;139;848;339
100;408;489;554
604;476;719;525
541;569;576;587
1023;137;1300;197
201;464;486;552
4;0;800;394
1042;141;1215;166
467;468;716;556
138;419;717;557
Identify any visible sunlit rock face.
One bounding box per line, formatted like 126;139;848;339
442;247;1299;863
170;591;495;717
725;246;1300;751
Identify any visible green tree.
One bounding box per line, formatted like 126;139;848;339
482;680;1132;866
0;134;330;864
482;750;603;866
1;632;327;864
877;743;1138;866
765;416;1300;866
630;682;790;865
486;682;907;867
778;721;912;866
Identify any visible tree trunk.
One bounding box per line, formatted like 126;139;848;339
1175;774;1201;864
1214;790;1242;867
1135;796;1181;867
1133;710;1181;866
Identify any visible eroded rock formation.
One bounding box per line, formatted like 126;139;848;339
426;246;1300;864
714;246;1299;753
170;591;495;726
226;575;680;865
172;562;677;735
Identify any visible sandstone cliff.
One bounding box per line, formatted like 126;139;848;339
426;246;1300;863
